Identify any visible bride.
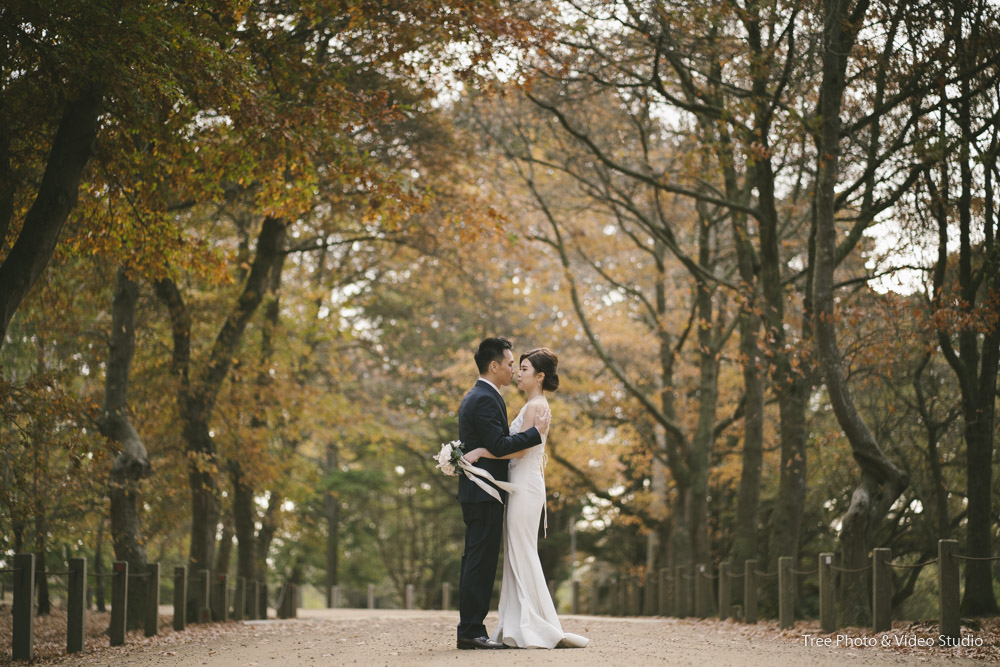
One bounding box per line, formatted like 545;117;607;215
463;348;589;649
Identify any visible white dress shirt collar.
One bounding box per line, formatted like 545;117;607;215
477;377;501;395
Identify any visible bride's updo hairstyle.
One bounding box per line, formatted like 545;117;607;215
521;348;559;392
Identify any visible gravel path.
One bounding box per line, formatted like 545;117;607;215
19;608;998;666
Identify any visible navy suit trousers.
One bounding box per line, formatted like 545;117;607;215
457;501;505;640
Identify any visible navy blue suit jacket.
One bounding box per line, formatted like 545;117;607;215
457;380;542;503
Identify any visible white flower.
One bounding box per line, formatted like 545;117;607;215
433;440;465;477
435;443;453;466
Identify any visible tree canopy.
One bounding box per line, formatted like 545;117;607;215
1;0;998;626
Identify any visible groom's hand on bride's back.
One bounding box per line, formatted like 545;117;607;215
536;406;551;436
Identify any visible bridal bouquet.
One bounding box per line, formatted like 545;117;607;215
434;440;466;476
435;439;516;503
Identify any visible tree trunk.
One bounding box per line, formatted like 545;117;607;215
184;416;220;575
0;84;103;346
962;416;999;614
726;210;763;575
704;86;763;573
813;0;906;626
691;296;722;568
930;9;1000;611
95;518;106;612
767;379;809;566
231;462;258;586
325;442;340;606
156;215;287;613
11;518;25;554
33;402;50;615
838;474;878;626
755;107;810;575
954;9;999;613
100;269;151;630
232;235;286;604
912;353;953;540
732;304;764;568
34;515;50;615
215;516;234;578
256;491;282;581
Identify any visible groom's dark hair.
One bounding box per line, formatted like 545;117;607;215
475;337;513;374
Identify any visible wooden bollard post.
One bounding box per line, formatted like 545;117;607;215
367;583;375;609
173;566;187;631
277;583;289;619
629;577;637;616
145;562;160;637
405;583;415;610
197;570;211;622
694;564;708;617
95;559;106;613
212;573;229;622
572;580;580;614
659;568;670;616
685;566;695;617
872;548;892;633
13;553;36;662
67;557;86;653
259;581;268;619
245;580;258;620
744;559;758;624
232;577;246;621
110;561;128;646
283;583;294;618
285;583;298;618
616;577;624;615
643;574;655;615
591;578;600;615
819;553;836;633
719;562;731;621
191;570;210;623
441;582;450;610
251;580;261;619
673;566;686;618
938;539;960;642
778;556;794;629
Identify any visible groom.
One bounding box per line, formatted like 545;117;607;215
456;336;550;650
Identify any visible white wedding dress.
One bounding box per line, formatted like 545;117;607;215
490;400;589;649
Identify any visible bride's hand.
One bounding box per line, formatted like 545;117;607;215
535;405;552;436
462;447;487;464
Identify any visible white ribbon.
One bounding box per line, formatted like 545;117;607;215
459;458;517;504
541;451;549;538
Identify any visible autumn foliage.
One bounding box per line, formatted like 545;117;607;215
1;0;998;630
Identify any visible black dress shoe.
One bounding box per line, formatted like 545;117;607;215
457;636;507;650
